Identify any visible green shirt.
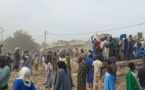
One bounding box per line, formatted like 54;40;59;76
126;71;140;90
0;66;10;88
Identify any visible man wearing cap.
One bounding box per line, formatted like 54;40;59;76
0;56;11;90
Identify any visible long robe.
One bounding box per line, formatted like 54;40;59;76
104;72;115;90
124;38;129;59
112;40;119;56
86;58;94;84
103;40;110;60
13;51;20;70
126;71;140;90
54;69;73;90
77;62;87;90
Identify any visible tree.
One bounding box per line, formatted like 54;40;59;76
3;30;40;53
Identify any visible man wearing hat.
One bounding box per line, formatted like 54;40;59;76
0;56;11;90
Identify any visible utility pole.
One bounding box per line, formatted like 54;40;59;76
0;27;4;42
44;31;47;48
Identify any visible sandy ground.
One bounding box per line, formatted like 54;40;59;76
8;59;143;90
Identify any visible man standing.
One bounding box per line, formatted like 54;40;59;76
45;60;53;88
92;55;103;90
13;48;21;72
103;37;110;60
138;62;145;90
0;56;11;90
128;35;134;60
119;37;124;61
80;49;87;60
34;54;39;71
91;36;95;52
77;57;87;90
109;36;114;56
124;34;129;60
112;39;119;57
46;51;52;63
86;55;94;89
94;38;100;54
126;62;140;90
52;52;58;71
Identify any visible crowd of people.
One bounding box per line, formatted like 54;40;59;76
0;33;145;90
91;34;145;61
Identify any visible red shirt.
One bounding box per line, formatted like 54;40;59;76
94;40;100;49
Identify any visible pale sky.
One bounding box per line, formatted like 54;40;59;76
0;0;145;44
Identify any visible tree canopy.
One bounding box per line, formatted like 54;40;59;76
3;30;40;53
